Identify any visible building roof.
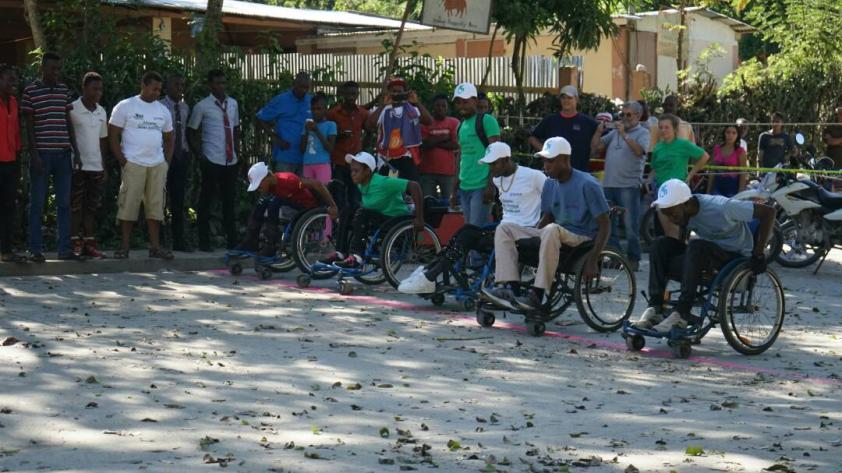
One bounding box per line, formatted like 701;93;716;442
105;0;429;31
629;6;756;34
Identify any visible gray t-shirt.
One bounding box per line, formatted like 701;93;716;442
601;124;650;188
687;194;755;255
540;169;610;238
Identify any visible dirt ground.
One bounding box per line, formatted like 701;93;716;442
1;254;841;473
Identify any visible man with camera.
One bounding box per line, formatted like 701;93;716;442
591;101;650;271
365;77;433;182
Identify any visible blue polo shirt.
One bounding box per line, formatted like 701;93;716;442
256;90;312;165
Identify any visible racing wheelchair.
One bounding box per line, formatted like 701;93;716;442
476;237;637;336
621;256;785;358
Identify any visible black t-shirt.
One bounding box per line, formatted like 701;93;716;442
823;122;842;168
758;131;792;168
531;112;598;172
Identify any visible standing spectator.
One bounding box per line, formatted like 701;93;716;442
160;73;191;252
365;77;433;181
639;100;658;129
0;64;25;262
419;94;459;199
649;94;696;151
21;52;81;262
450;82;500;227
257;72;312;175
300;93;335;184
757;112;792;169
822;103;842;168
108;71;174;259
327;81;368;205
477;92;494;115
707;125;748;197
736;117;749;154
528;85;599;173
68;72;108;259
189;69;240;251
591;101;650;271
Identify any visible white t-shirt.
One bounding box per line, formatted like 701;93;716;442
493;165;547;227
69;98;108;171
109;95;173;167
188;95;240;166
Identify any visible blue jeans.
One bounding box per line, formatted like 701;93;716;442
29;149;73;255
604;186;641;262
459;188;490;227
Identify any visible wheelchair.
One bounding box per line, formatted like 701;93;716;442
297;200;446;295
476;237;637;336
621;257;785;358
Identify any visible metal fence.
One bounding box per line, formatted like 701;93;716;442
221;52;582;103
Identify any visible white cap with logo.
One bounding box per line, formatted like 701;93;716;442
247;162;270;192
560;85;579;98
479;141;512;164
534;137;572;159
652;179;692;209
453;82;478;100
345;151;377;171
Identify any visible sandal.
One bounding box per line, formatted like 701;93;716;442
113;249;130;259
149;248;174;260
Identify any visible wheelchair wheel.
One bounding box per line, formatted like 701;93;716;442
381;221;442;290
573;249;636;332
229;263;243;276
526;321;546;337
291;207;338;280
718;263;785;355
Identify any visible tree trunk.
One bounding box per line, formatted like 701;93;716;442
676;0;687;91
382;0;415;94
480;23;500;89
23;0;47;52
511;34;527;115
197;0;224;74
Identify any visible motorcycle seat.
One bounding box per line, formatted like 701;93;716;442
818;187;842;209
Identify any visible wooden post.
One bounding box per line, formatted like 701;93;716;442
381;0;416;94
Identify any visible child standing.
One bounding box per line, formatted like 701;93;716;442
301;93;336;185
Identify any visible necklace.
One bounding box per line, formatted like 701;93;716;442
497;165;517;193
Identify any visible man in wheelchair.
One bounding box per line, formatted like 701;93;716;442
482;137;611;311
633;179;775;332
325;151;425;268
239;162;340;257
398;141;547;294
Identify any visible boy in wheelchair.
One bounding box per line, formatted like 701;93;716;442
482;137;611;311
633;179;775;332
397;141;547;294
324;151;425;268
238;162;339;257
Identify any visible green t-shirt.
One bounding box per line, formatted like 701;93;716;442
651;138;706;186
358;173;410;217
458;114;501;191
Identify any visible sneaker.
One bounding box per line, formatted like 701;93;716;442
336;254;362;269
513;290;543;311
631;307;663;330
319;251;345;265
398;267;436;294
83;238;106;259
71;237;84;257
652;311;688;333
480;286;516;310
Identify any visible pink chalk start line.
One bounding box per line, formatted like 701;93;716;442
209;269;842;387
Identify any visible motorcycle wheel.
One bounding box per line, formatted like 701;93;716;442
775;220;829;268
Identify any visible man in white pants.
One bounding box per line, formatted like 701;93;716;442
482;137;611;311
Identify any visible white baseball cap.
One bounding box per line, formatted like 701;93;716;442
652;179;692;209
534;137;572;159
345;151;377;172
560;85;579;98
247;162;270;192
479;142;512;164
453;82;478;100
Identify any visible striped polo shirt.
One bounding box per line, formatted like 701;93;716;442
21;80;73;151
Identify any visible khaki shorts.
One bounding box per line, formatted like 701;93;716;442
116;161;168;222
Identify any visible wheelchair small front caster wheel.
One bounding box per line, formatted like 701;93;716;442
229;263;243;276
296;274;312;288
476;308;495;328
430;293;445;306
671;341;692;359
463;298;476;312
526;321;545;337
259;268;272;280
338;281;352;295
625;333;645;351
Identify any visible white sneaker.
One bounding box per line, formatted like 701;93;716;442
631;307;663;330
652;311;688;333
398;267;436;294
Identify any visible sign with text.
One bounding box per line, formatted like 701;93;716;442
420;0;493;35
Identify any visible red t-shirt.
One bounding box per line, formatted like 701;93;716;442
0;95;21;163
419;116;459;175
272;172;318;208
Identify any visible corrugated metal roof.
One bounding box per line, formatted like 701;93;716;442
628;7;756;33
105;0;430;30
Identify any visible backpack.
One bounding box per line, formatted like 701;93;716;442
458;112;490;149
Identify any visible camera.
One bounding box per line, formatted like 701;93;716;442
391;92;409;103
